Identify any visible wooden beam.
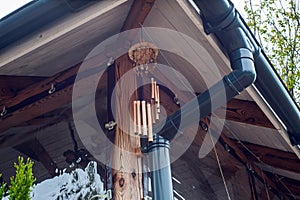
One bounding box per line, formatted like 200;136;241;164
111;1;156;198
0;49;274;134
121;0;156;31
204;120;286;197
215;99;275;129
216;129;300;198
0;108;70;148
0;75;45;100
14;138;58;177
112;54;144;200
0;87;15;100
265;172;300;199
234;140;300;174
0;53;108;133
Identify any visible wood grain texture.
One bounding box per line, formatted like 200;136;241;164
112;54;143;200
211;124;284;196
0;75;45;100
0;53;108;133
235;140;300;174
215;99;275;129
0;0;131;76
111;1;156;197
121;0;156;31
265;171;300;198
14;138;58;177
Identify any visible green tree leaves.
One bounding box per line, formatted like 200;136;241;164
8;157;36;200
244;0;300;106
0;157;36;200
0;175;6;200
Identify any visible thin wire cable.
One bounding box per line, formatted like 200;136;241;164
140;24;194;93
275;175;297;200
141;17;297;199
226;125;297;199
227;128;270;200
209;130;232;200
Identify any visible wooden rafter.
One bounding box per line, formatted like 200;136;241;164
265;171;300;198
121;0;156;31
213;127;280;195
1;0;296;198
0;53;108;133
215;99;275;129
234;140;300;174
0;75;45;100
14;138;58;177
0;66;276;136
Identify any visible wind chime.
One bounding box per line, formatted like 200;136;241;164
128;41;160;146
128;41;158;76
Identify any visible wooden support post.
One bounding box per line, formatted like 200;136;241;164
112;54;143;200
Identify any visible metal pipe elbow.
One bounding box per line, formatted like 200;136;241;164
224;48;256;95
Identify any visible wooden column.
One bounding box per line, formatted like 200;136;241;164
112;54;143;200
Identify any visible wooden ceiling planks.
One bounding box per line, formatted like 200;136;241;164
0;52;109;133
215;99;275;129
0;0;132;76
0;0;299;198
224;120;294;152
235;141;300;174
14;138;58;177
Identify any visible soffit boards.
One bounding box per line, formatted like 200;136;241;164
0;0;297;156
0;0;133;76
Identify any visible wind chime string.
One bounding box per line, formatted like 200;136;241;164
140;23;195;93
209;130;232;200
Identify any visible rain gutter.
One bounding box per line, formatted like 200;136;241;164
154;0;299;146
157;0;258;142
192;0;300;145
0;0;95;49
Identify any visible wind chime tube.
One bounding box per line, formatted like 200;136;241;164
154;82;159;120
133;101;137;134
137;100;142;135
151;98;156;124
133;100;140;148
142;101;147;136
147;103;153;142
156;85;160;113
151;79;156;124
151;78;155;99
154;81;157;101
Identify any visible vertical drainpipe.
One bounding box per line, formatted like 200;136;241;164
148;134;174;200
147;2;257;198
157;2;257;141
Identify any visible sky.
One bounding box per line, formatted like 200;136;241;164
0;0;248;20
0;0;32;19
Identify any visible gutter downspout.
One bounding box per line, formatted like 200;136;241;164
156;0;256;141
193;0;300;145
149;2;256;199
148;135;173;200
